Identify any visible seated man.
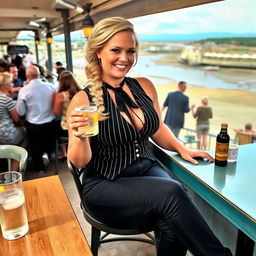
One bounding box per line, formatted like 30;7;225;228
7;64;24;100
234;123;256;143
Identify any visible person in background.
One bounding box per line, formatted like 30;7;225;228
67;17;232;256
54;61;66;89
0;72;26;171
16;65;56;173
0;59;8;72
33;63;50;82
23;51;35;68
55;61;64;71
234;123;256;142
55;61;66;80
161;81;190;138
7;64;24;100
13;55;26;81
191;96;213;150
53;71;80;160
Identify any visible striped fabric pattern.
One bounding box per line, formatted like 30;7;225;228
0;94;17;144
87;77;159;180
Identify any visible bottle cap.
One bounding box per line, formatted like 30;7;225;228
221;123;228;128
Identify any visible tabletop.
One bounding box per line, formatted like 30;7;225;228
0;175;92;256
168;143;256;222
152;142;256;241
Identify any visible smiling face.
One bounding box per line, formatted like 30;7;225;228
96;30;136;86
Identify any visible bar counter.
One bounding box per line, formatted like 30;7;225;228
152;142;256;256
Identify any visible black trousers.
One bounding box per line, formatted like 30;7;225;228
25;120;56;172
82;159;230;256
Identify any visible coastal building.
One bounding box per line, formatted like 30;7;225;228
179;47;256;69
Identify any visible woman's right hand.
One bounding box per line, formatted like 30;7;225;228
68;109;89;139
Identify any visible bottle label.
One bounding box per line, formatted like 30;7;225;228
215;142;229;161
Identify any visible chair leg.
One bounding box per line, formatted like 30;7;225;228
91;226;101;256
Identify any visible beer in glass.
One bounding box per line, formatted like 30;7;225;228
0;172;29;240
75;103;99;137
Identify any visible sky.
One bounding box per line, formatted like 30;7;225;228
129;0;255;36
19;0;255;41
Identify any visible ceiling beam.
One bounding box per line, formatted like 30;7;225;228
0;8;59;18
92;0;133;14
92;0;223;20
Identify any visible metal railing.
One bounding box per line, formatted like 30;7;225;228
179;127;217;151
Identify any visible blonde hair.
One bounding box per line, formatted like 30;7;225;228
0;72;12;90
201;96;208;105
85;16;139;120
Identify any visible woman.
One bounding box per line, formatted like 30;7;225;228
67;17;232;256
53;71;80;159
191;96;213;150
0;72;26;171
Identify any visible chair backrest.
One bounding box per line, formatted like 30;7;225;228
67;160;85;202
0;145;28;175
235;130;253;145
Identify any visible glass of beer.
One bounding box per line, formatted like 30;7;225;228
75;103;99;137
0;172;29;240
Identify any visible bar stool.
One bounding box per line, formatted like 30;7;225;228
68;161;158;256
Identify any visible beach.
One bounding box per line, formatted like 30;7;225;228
130;51;256;141
155;79;256;140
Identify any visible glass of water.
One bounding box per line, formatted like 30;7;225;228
227;143;239;162
0;172;29;240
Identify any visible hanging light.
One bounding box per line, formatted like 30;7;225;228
82;3;94;38
35;36;40;45
82;15;94;38
46;32;53;44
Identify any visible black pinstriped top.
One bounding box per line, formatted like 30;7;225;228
86;77;159;180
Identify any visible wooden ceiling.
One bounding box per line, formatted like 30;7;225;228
0;0;223;43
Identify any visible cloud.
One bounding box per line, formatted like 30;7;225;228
130;0;256;35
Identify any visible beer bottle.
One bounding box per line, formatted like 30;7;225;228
215;123;230;167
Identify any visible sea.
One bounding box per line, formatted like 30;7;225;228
128;54;256;92
73;53;256;92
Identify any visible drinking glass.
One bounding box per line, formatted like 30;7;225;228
227;143;239;162
75;103;99;137
0;171;29;240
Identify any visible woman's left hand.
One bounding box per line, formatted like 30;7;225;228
179;148;214;165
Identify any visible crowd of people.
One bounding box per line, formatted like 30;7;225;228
0;55;80;172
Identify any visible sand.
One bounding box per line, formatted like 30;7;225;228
135;51;256;140
155;80;256;139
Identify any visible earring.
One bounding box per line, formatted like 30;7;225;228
97;58;102;65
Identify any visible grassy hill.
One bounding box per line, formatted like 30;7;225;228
198;37;256;47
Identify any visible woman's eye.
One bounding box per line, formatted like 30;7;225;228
111;49;120;53
128;50;135;54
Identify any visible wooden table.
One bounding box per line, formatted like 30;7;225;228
0;176;92;256
152;143;256;256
